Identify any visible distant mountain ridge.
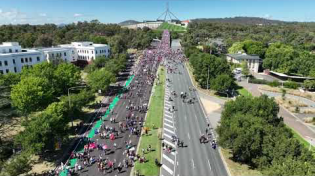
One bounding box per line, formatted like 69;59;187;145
192;17;287;25
119;20;140;26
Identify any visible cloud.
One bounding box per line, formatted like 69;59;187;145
0;9;29;24
74;13;83;17
39;13;47;17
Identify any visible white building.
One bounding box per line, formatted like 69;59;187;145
0;41;110;75
226;53;262;73
0;42;43;75
38;47;73;63
59;42;110;63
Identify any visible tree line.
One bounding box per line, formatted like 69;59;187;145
0;20;161;54
217;95;315;175
185;47;236;95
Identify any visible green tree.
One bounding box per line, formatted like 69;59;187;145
243;40;266;58
228;42;244;54
15;102;69;153
87;69;116;92
211;74;235;94
0;152;31;176
54;63;81;94
11;77;54;115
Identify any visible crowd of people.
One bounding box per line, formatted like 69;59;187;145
48;30;171;176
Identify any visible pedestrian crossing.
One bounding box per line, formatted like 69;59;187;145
161;86;176;176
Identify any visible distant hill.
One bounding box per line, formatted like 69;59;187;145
119;20;140;26
192;17;287;25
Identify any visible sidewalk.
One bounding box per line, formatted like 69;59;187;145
238;81;315;144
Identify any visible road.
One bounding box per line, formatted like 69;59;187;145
55;47;161;176
160;41;228;176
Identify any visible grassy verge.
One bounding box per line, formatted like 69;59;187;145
134;66;165;176
237;87;252;98
290;127;315;154
221;149;263;176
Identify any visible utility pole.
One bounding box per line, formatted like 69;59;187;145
207;66;210;90
68;85;87;127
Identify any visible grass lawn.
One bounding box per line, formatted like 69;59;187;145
237;87;252;98
134;66;165;176
157;22;186;32
221;149;263;176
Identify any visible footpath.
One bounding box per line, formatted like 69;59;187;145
238;81;315;145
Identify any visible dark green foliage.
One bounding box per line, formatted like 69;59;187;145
183;22;315;77
217;95;315;175
267;80;281;87
189;52;234;90
303;80;315;90
0;152;32;176
15;102;70;153
248;78;269;84
283;81;300;89
0;21;155;54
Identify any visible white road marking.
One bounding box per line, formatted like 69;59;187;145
164;118;173;124
165;101;172;105
191;159;195;169
162;164;174;175
165;111;173;115
163;154;175;164
164;128;175;134
165;103;172;107
184;116;187;121
164;139;176;148
164;114;173;119
187;132;190;140
208;159;212;171
164;133;172;139
164;122;173;128
177;162;179;166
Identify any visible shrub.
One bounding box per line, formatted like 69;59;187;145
284;81;299;89
248;78;268;84
267;80;281;87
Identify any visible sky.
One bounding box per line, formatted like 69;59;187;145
0;0;315;25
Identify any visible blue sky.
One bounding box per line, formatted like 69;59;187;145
0;0;315;24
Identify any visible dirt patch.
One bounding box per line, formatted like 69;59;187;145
0;117;24;141
28;155;55;175
221;148;263;176
200;97;221;114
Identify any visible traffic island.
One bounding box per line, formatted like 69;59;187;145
134;66;165;176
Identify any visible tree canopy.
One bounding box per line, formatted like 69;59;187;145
217;95;315;175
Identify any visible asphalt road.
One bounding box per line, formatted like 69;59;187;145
72;51;160;176
161;44;228;176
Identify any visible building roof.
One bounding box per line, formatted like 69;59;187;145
226;53;261;61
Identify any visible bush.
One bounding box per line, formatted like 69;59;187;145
267;80;281;87
248;78;268;84
284;81;299;89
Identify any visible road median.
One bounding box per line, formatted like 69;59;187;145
133;66;165;176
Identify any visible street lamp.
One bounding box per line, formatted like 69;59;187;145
68;85;87;127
